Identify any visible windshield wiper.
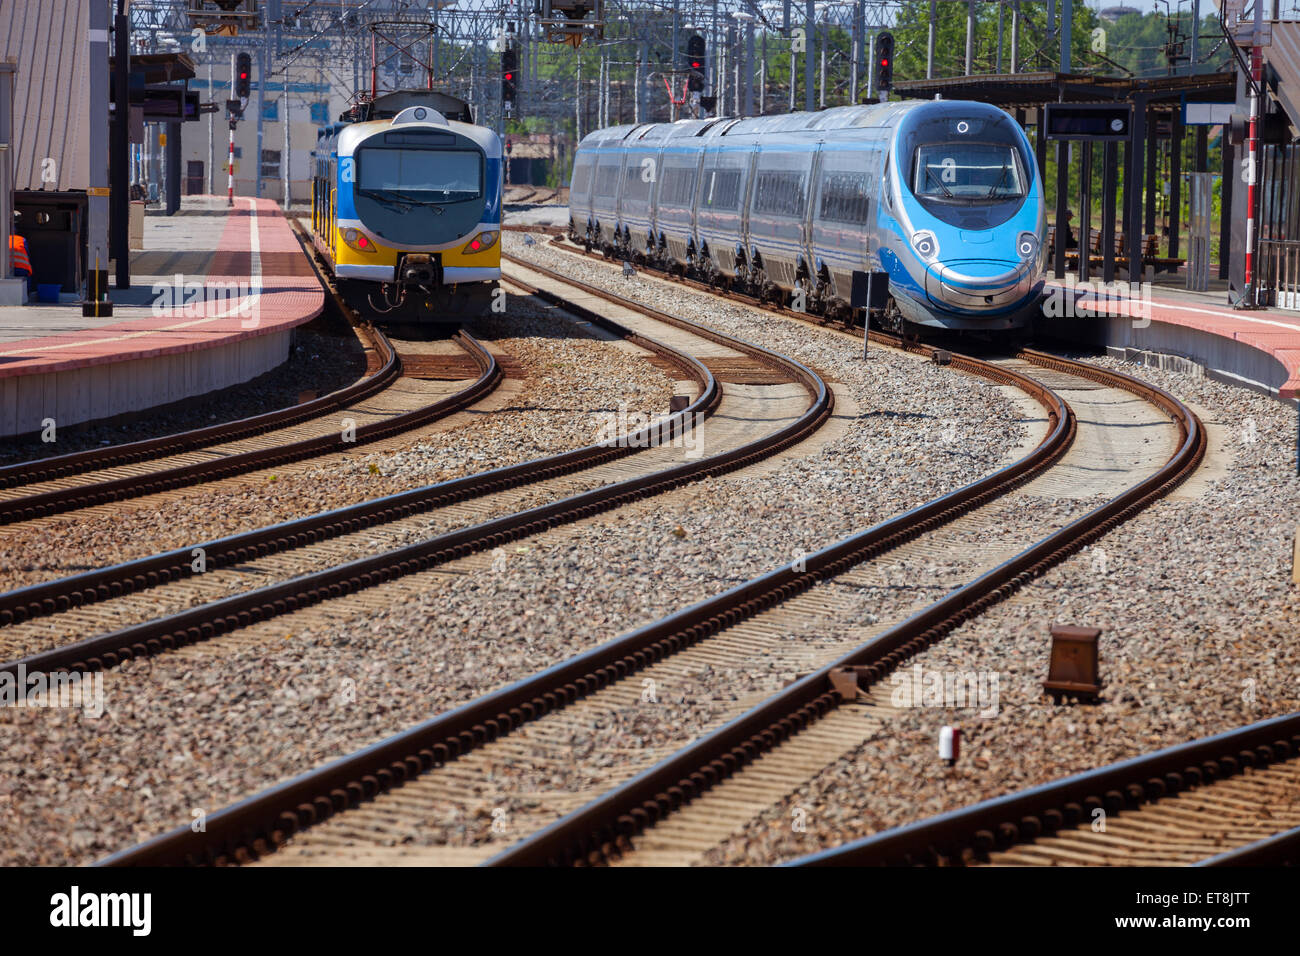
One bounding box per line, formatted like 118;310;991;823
925;165;955;199
359;187;445;214
985;164;1012;198
358;188;413;213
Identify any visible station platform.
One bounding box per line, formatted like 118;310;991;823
0;196;324;438
1042;277;1300;404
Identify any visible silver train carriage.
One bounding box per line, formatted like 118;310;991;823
568;100;1047;331
312;91;502;319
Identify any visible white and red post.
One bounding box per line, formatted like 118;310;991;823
227;52;236;207
227;123;235;207
1245;45;1262;303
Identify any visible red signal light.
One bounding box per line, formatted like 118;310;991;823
691;60;700;68
504;72;513;80
880;59;888;67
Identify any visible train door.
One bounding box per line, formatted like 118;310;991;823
329;186;336;261
738;144;758;272
805;143;825;282
810;144;875;298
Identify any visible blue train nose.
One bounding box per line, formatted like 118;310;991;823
924;259;1033;311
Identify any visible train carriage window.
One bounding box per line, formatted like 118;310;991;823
660;166;698;207
624;160;653;201
594;163;620;198
753;170;806;218
571;159;593;197
703;168;743;210
818;171;871;224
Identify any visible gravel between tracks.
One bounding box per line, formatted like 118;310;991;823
0;302;676;593
0;238;1030;866
704;356;1300;866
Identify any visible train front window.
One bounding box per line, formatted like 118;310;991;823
356;148;483;207
911;144;1025;202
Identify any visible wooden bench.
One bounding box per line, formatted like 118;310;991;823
1047;228;1185;275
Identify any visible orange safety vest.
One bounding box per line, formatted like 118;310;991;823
9;235;31;276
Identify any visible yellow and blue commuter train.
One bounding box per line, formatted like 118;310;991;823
311;91;502;319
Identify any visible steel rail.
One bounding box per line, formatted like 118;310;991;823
0;322;396;492
0;221;481;525
0;267;724;653
787;713;1300;867
483;349;1204;866
0;223;387;494
98;305;1067;867
96;262;836;867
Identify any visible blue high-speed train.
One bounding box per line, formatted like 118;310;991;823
567;100;1047;332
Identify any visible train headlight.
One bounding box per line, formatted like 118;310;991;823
462;231;499;254
1017;231;1040;262
342;228;377;254
911;230;939;262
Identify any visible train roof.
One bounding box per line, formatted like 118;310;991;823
576;100;1013;151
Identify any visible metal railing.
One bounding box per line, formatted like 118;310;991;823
1258;238;1300;310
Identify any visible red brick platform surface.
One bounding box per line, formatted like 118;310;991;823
0;197;322;378
0;198;324;437
1048;280;1300;401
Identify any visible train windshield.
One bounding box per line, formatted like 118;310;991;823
356;147;483;206
899;109;1032;229
912;144;1025;202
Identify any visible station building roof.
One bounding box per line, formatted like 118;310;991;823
0;0;90;192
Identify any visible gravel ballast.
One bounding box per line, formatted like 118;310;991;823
0;303;677;594
0;239;1032;865
704;355;1300;866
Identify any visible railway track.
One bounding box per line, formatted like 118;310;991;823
393;241;1201;868
96;283;1091;866
5;258;831;713
94;249;1204;868
788;712;1300;866
83;261;849;866
0;264;743;664
0;227;505;529
477;339;1200;866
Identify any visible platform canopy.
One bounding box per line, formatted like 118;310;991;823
894;70;1238;111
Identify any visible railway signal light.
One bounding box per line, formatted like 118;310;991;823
686;34;705;93
235;52;251;100
875;32;894;93
502;43;517;107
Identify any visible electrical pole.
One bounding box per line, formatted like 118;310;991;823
283;90;290;209
207;62;213;195
256;37;267;198
927;0;936;79
966;0;975;76
112;0;130;290
1061;0;1072;74
1011;1;1021;73
804;0;814;111
744;16;755;117
997;1;1005;73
